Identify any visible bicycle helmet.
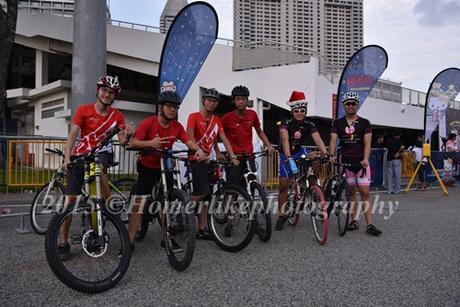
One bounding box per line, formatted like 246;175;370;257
97;75;121;94
231;85;250;98
202;88;220;101
342;91;360;104
158;90;181;105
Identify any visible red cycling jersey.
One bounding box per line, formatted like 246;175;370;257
221;109;260;155
187;112;223;160
72;103;125;155
133;116;189;169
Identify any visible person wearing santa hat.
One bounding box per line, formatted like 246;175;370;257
329;91;382;236
275;91;327;231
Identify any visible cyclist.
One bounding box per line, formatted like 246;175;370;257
59;75;134;260
221;85;275;187
329;91;382;236
186;88;239;240
275;91;327;231
128;89;206;250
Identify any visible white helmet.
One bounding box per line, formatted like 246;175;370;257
342;91;360;104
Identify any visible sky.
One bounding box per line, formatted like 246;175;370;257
108;0;460;93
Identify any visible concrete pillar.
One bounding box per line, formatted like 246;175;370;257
70;0;107;115
35;50;48;87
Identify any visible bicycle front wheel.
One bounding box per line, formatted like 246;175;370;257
308;185;329;245
30;181;65;235
335;179;350;236
164;189;196;271
208;185;255;252
45;204;131;293
250;182;271;242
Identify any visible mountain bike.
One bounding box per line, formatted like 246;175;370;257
322;161;355;236
181;158;255;252
127;148;196;271
285;154;329;245
30;148;135;235
44;126;131;293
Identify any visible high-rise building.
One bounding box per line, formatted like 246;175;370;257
234;0;363;72
11;0;110;18
160;0;188;33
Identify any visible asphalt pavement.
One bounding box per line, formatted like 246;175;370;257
0;188;459;306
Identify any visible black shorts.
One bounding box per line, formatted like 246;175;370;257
225;158;256;187
65;152;113;196
191;161;211;196
135;161;161;196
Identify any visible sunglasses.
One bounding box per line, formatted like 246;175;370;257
293;109;306;114
343;101;358;107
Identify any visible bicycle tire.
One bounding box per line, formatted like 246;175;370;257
335;179;350;237
287;184;302;227
45;205;131;293
164;189;196;271
30;181;65;235
309;185;329;245
208;184;255;252
250;182;272;242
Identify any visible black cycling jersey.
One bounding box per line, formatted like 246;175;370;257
278;118;317;153
331;116;372;164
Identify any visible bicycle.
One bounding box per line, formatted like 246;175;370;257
44;126;131;293
181;158;255;252
234;151;272;242
127;148;196;271
30;148;135;235
284;154;329;245
322;161;356;237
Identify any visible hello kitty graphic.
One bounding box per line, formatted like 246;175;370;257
294;130;302;139
428;93;449;123
161;81;177;92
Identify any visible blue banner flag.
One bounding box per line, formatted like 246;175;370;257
336;45;388;119
158;2;218;102
424;68;460;145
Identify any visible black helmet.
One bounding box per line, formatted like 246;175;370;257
158;90;181;105
231;85;250;98
202;88;220;101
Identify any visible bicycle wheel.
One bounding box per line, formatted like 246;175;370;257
308;185;329;245
335;179;350;236
208;184;255;252
250;182;271;242
164;189;196;271
45;204;131;293
30;181;65;235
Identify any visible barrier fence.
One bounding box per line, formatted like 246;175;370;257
1;135;459;233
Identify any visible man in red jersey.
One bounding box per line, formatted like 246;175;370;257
221;85;274;186
128;90;205;249
58;75;134;260
186;88;239;240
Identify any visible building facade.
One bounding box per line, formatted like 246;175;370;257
160;0;188;33
234;0;363;72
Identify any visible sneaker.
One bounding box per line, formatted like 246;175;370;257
161;238;183;253
366;224;382;236
196;229;212;240
274;216;287;231
58;242;70;261
347;220;359;231
224;225;232;237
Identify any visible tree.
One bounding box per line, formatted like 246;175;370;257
0;0;18;134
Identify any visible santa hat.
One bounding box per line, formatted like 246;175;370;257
286;91;308;109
